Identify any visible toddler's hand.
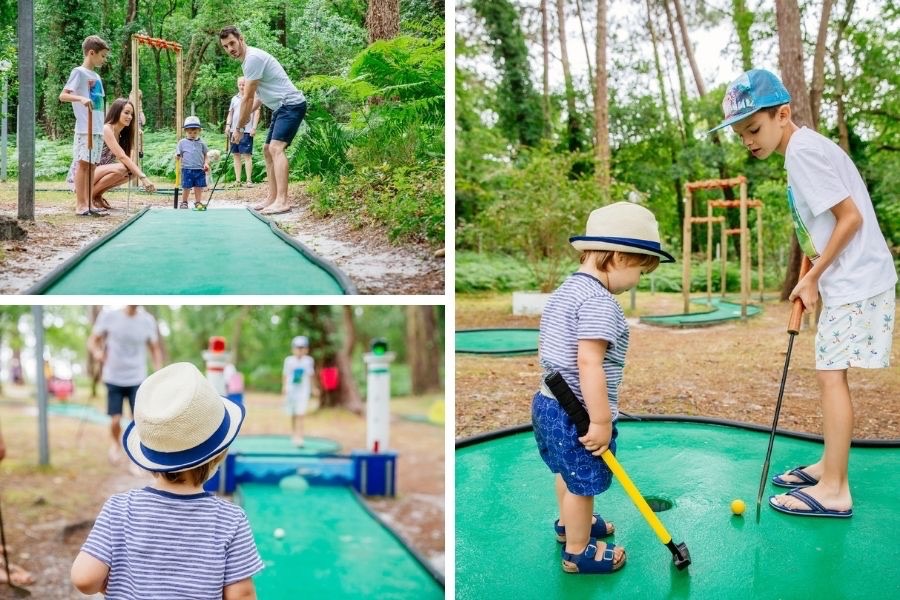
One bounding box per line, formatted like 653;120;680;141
578;421;612;456
203;163;210;172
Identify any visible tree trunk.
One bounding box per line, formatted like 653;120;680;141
229;306;251;368
540;0;551;135
119;0;138;99
662;0;693;141
557;0;582;151
732;0;754;71
776;0;816;299
831;0;855;153
672;0;705;95
594;0;610;192
88;305;102;398
407;307;441;395
575;0;596;110
809;0;835;127
366;0;400;43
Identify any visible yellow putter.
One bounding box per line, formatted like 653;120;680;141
545;371;691;570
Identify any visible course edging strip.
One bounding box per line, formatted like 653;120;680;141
25;206;151;295
455;328;540;355
455;414;900;449
247;208;357;295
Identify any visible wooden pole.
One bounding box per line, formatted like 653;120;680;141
706;201;713;304
739;178;749;317
131;36;139;168
720;223;727;297
682;185;692;313
757;205;764;302
176;48;183;201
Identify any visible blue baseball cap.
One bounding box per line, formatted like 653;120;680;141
707;69;791;134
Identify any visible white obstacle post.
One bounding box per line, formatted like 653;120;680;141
202;336;231;396
363;338;395;453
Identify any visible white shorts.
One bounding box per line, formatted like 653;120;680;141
285;392;310;416
815;287;895;370
73;133;104;164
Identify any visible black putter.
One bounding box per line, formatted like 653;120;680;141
0;495;31;597
545;371;691;570
755;256;812;523
196;144;234;211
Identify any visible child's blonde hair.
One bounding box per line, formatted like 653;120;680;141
154;450;227;487
580;250;660;274
82;36;110;56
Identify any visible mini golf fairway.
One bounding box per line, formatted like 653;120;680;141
640;298;762;327
455;328;540;355
237;483;444;599
456;419;900;599
231;434;341;456
28;208;355;294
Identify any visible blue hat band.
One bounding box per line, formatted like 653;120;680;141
138;409;231;468
569;235;675;262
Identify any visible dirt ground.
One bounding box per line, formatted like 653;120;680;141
0;181;444;295
0;387;443;599
456;291;900;440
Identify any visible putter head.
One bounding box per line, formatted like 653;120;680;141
668;540;691;570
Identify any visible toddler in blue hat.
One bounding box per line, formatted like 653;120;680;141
711;69;896;519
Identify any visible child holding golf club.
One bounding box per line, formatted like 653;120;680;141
709;69;896;518
533;202;674;574
175;116;210;209
283;335;316;447
71;363;264;598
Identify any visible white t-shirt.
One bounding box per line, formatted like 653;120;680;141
63;66;105;134
241;47;305;111
228;95;258;131
784;127;897;306
283;354;315;400
92;308;159;387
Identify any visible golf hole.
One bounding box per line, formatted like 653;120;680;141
645;496;673;512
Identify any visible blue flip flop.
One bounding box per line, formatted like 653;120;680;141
561;539;625;574
555;514;614;543
772;466;819;488
769;488;852;518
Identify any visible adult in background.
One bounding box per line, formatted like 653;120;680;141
219;25;307;215
88;306;163;467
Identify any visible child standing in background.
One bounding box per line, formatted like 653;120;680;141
284;336;316;447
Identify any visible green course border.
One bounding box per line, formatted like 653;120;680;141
455;328;540;355
456;414;900;449
24;207;357;295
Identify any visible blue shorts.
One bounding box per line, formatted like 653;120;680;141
532;391;618;496
106;383;139;417
230;132;254;155
266;101;306;146
181;168;206;189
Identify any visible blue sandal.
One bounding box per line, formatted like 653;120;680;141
554;514;614;542
769;488;853;518
772;466;819;488
561;539;625;574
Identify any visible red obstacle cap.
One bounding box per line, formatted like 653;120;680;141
208;336;227;353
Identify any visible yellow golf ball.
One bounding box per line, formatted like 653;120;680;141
731;499;746;515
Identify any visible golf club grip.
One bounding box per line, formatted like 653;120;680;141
787;256;813;334
601;450;672;545
544;371;590;437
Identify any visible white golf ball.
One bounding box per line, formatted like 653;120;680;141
273;528;285;539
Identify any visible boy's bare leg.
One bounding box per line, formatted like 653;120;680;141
194;187;202;205
261;141;291;213
253;144;276;210
771;369;853;512
244;155;253;184
232;153;242;185
75;160;90;213
561;492;624;566
109;415;123;464
555;473;609;533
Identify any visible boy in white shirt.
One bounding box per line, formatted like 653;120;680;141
225;77;261;187
710;69;897;518
283;336;316;447
59;35;109;216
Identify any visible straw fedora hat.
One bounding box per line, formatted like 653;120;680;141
122;362;245;472
570;202;675;263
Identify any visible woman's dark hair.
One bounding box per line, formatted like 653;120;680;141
104;98;135;157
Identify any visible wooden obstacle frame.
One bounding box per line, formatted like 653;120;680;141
130;34;183;203
681;176;764;318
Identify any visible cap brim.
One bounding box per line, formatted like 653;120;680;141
123;395;245;472
570;237;675;263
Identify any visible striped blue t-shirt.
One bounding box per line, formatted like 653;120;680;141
539;272;629;420
81;487;264;599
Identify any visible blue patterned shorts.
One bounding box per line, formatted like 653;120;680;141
532;391;618;497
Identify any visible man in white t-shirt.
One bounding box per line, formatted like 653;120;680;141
219;26;307;216
282;335;316;447
88;306;163;465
